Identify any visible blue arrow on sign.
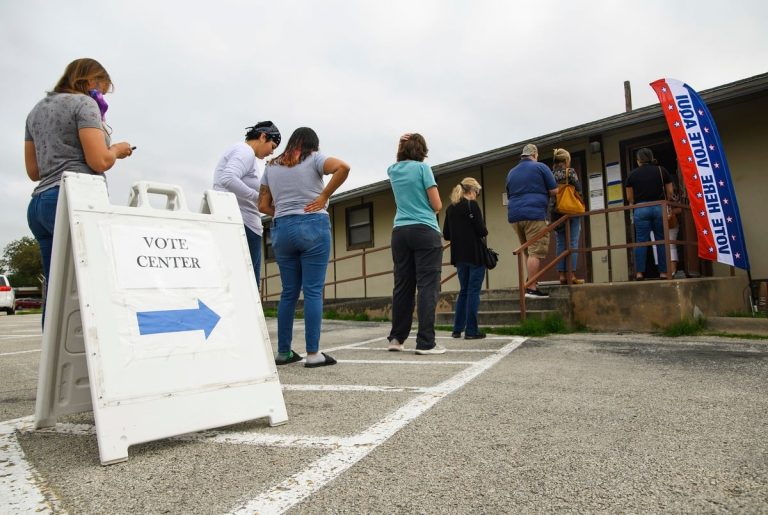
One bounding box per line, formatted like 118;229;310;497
137;299;221;339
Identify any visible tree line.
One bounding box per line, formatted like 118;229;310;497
1;237;43;286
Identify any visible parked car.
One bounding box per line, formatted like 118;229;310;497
15;297;43;310
0;275;15;315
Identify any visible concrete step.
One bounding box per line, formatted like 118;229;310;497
440;289;572;326
473;287;571;302
267;288;573;327
475;296;570;312
707;316;768;336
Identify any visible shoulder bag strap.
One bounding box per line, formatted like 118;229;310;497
467;200;488;245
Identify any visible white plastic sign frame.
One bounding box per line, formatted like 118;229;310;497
34;173;287;465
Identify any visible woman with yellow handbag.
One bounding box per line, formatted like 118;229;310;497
551;148;585;285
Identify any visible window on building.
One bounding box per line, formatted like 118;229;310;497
346;203;374;250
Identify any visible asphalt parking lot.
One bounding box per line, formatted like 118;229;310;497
1;313;767;514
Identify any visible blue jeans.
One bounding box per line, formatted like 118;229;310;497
271;214;331;354
453;262;486;336
388;225;443;350
244;226;262;286
27;186;60;290
27;186;60;326
554;216;581;272
633;205;667;274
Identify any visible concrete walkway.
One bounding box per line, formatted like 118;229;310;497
1;314;767;513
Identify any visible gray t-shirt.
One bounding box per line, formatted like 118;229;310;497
262;152;328;218
25;93;108;196
212;142;263;235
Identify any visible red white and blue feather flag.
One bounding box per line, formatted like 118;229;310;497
650;78;750;270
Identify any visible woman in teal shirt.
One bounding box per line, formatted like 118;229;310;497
386;133;445;355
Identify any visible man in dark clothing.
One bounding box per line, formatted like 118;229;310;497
505;143;557;298
625;147;674;280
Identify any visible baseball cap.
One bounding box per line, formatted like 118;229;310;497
521;143;538;157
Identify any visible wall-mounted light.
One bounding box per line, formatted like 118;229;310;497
590;141;601;154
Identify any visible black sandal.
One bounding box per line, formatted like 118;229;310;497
304;352;338;368
275;350;303;365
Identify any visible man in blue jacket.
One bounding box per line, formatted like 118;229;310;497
505;143;557;298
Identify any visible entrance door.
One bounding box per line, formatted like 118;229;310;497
619;132;704;278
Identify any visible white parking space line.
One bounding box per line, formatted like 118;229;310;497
0;349;41;357
229;337;526;515
177;431;343;449
30;422;341;450
436;335;512;339
0;418;59;514
339;359;478;365
322;336;387;353
341;348;497;353
0;325;40;331
283;384;430;393
0;335;41;340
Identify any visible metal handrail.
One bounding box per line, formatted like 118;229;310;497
513;199;697;320
260;242;455;301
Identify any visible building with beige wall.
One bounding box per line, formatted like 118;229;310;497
260;73;768;301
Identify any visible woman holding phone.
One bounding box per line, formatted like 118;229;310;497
25;58;133;317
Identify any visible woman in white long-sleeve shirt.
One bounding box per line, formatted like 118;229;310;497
213;122;281;286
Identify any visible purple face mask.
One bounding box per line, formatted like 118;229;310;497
88;89;109;120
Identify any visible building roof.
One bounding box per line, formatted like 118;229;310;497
330;72;768;205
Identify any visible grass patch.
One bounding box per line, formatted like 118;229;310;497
439;313;574;337
324;310;370;322
661;317;707;337
13;309;43;316
485;314;571;337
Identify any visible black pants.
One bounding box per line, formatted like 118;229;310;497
388;224;443;349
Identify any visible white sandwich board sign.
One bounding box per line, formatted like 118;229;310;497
34;173;287;465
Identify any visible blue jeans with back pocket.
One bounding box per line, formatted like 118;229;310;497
633;204;667;274
27;186;60;325
271;214;331;354
27;186;60;286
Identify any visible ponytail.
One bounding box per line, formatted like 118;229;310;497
449;184;465;204
449;177;482;205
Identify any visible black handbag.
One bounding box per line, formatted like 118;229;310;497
482;239;499;270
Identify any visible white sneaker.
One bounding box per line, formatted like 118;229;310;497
415;344;446;355
387;341;404;352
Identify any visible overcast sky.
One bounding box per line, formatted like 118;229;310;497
1;0;766;255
